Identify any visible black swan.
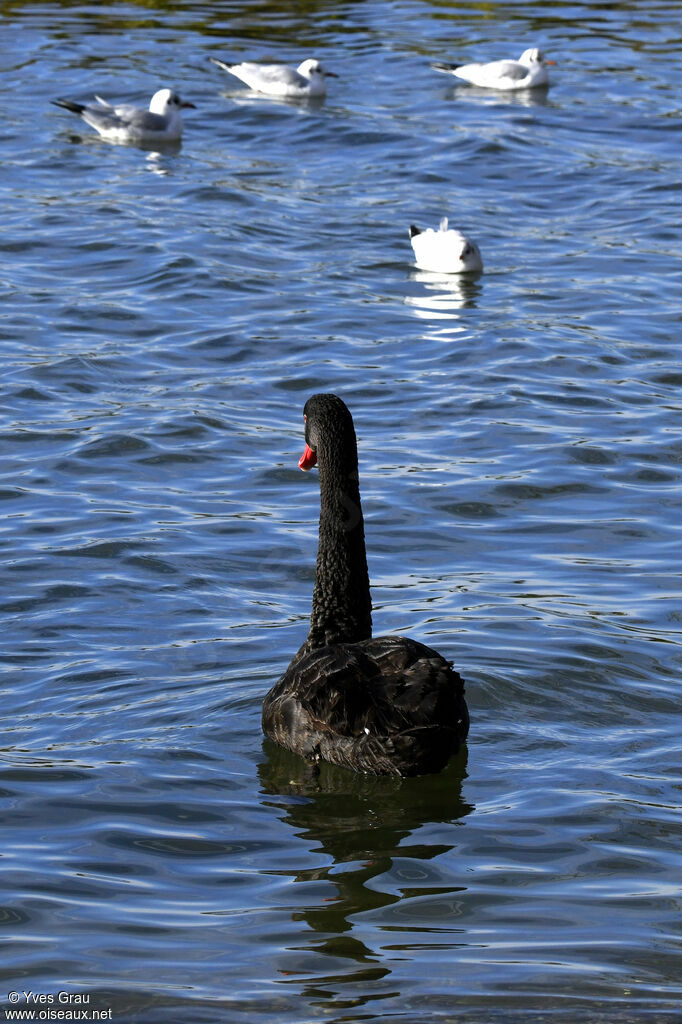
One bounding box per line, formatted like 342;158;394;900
262;393;469;777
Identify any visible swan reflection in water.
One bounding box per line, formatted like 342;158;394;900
257;742;472;1010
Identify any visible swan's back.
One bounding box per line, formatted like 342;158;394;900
263;635;469;777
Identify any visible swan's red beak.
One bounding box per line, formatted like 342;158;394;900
299;444;317;471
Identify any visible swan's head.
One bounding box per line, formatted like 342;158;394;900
298;393;354;471
148;88;196;115
297;58;338;80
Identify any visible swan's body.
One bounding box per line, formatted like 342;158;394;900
262;393;469;777
432;47;553;90
409;218;483;274
210;56;336;98
52;88;194;143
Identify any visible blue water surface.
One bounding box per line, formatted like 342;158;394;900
1;2;681;1021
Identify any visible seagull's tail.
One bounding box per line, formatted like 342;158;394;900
431;62;458;74
409;225;422;239
52;98;85;114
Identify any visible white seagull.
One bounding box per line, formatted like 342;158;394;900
432;47;554;90
409;219;483;274
52;88;195;144
209;56;337;98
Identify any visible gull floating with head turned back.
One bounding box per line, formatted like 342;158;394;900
209;56;337;98
51;88;195;144
432;47;554;90
409;218;483;274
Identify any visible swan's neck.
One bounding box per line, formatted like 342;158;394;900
306;441;372;650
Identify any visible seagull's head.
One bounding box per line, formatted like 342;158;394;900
149;88;196;115
297;59;338;81
459;238;483;273
519;48;554;68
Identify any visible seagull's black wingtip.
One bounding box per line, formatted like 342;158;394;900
52;98;85;114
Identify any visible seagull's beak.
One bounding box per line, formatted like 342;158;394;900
324;70;339;78
181;100;197;108
544;59;556;65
